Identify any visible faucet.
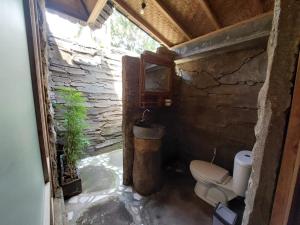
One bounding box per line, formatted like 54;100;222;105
141;109;150;122
211;148;217;164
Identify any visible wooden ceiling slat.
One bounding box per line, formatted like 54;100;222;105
87;0;108;24
113;0;172;47
158;0;216;39
197;0;221;29
119;0;186;45
208;0;265;27
152;0;192;40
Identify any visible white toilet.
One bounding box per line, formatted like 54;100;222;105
190;150;252;206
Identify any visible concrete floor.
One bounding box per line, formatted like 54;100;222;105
65;149;213;225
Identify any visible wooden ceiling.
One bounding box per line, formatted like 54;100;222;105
46;0;274;47
46;0;112;25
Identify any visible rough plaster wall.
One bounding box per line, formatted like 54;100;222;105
172;48;267;171
243;0;300;224
0;0;47;224
48;34;126;153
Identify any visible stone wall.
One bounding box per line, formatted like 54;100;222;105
48;34;127;153
170;48;267;171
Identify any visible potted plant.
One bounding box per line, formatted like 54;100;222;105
57;87;89;198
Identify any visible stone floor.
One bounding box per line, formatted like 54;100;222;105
65;149;214;225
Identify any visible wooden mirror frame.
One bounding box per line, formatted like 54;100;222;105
139;51;174;108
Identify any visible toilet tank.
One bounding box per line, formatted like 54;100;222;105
232;150;252;197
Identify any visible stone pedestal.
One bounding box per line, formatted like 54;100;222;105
133;138;162;195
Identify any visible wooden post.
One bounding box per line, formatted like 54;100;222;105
122;56;141;186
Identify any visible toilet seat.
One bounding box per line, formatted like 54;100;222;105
190;151;253;206
190;160;229;184
190;160;236;206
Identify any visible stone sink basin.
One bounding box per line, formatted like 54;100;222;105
133;124;165;140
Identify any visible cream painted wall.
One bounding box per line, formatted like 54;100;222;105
0;0;46;225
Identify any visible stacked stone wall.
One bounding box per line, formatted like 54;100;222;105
48;34;129;153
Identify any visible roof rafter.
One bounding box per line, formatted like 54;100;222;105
197;0;221;29
172;12;273;64
152;0;192;40
87;0;108;24
113;0;171;47
80;0;90;16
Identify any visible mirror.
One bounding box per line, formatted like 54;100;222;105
140;52;174;108
144;63;171;92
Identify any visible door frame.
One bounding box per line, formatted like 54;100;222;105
24;0;54;224
23;0;51;183
270;54;300;225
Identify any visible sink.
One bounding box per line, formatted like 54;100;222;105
133;124;165;139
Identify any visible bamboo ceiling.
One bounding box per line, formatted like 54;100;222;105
46;0;274;47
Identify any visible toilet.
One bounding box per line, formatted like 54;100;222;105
190;150;252;206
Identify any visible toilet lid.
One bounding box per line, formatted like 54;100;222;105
190;160;229;184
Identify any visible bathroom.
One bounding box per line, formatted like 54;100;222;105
123;30;268;224
41;0;299;224
44;3;273;224
2;0;300;225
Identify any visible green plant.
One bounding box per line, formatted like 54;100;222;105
58;87;89;177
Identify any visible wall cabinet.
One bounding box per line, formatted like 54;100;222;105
139;51;174;108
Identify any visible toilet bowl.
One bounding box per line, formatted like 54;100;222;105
190;150;252;206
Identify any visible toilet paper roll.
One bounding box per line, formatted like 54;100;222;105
232;150;252;197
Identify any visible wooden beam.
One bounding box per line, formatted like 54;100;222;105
172;12;273;64
152;0;192;40
122;56;140;186
87;0;107;24
80;0;90;17
46;0;89;21
113;0;171;47
197;0;221;29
